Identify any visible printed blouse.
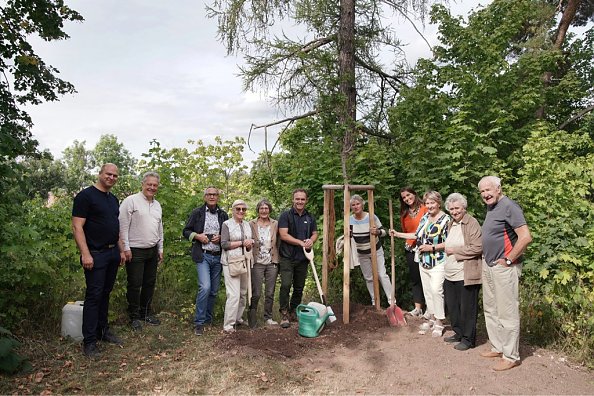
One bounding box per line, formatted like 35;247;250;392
415;213;450;269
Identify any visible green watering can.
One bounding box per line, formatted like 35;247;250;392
296;303;332;338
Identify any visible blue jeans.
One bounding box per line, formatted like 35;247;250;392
194;253;222;326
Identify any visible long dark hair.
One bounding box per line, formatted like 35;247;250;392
399;186;423;218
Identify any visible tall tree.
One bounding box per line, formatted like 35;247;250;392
0;0;83;177
62;140;93;192
207;0;429;182
91;134;136;175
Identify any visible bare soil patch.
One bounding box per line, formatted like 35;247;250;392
217;303;594;395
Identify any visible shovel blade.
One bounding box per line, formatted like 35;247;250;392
386;305;407;327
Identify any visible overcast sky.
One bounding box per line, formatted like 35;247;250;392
26;1;484;164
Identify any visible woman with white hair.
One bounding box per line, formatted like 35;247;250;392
390;191;450;337
443;193;483;351
350;194;393;306
221;199;254;333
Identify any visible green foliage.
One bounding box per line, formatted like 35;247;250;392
508;123;594;364
0;0;83;182
0;196;81;329
0;327;32;374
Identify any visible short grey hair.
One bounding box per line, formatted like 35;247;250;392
203;186;219;195
423;190;443;206
350;194;365;206
445;193;468;210
142;171;160;183
231;199;247;209
478;176;501;189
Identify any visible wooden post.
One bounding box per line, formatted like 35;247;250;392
342;185;351;324
322;184;375;324
322;189;332;295
367;189;381;310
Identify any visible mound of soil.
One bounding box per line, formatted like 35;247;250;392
217;303;392;359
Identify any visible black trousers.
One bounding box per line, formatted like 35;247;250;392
444;279;481;347
279;257;309;313
406;250;425;306
126;246;159;320
82;246;120;345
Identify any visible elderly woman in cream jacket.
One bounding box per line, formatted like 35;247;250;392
221;199;254;333
443;193;483;351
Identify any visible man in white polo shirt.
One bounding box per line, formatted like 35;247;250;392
119;171;164;331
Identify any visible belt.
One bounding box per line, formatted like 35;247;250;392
203;249;221;256
90;244;117;253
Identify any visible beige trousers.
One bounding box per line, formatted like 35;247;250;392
222;264;248;331
482;260;522;362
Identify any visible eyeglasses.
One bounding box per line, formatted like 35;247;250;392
205;193;219;197
235;207;247;212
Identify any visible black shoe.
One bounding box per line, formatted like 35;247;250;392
280;311;290;328
194;325;204;336
100;329;123;345
444;335;461;343
144;315;161;326
131;319;143;331
83;343;101;359
454;342;471;351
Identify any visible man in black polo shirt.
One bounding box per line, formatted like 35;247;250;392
72;163;126;358
278;188;318;328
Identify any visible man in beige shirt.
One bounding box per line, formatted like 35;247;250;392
119;171;164;331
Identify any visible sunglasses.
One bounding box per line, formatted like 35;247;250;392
235;207;247;212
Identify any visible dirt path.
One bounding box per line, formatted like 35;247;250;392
220;304;594;394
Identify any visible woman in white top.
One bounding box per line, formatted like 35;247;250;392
349;194;393;306
221;199;254;333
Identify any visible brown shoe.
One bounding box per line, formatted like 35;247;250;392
493;358;519;371
480;350;503;358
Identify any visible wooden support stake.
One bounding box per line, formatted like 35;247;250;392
343;186;351;324
322;189;332;296
367;190;381;310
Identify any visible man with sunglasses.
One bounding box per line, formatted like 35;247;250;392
183;186;229;336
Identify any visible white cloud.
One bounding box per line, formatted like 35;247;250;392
24;0;489;165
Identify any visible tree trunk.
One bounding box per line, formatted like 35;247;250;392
338;0;356;183
536;0;581;119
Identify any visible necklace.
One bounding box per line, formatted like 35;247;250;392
408;206;420;218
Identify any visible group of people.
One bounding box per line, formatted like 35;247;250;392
182;187;318;335
387;177;532;371
72;164;531;372
72;164;164;359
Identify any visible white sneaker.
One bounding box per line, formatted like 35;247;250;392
408;308;422;317
422;311;432;320
265;319;278;326
419;322;433;331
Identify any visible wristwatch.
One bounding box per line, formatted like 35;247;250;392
505;257;513;266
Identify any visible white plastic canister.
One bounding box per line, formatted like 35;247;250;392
61;301;84;341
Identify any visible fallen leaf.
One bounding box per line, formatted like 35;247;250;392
63;361;73;368
120;362;127;368
34;372;44;383
40;389;52;395
314;368;321;373
158;334;165;340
